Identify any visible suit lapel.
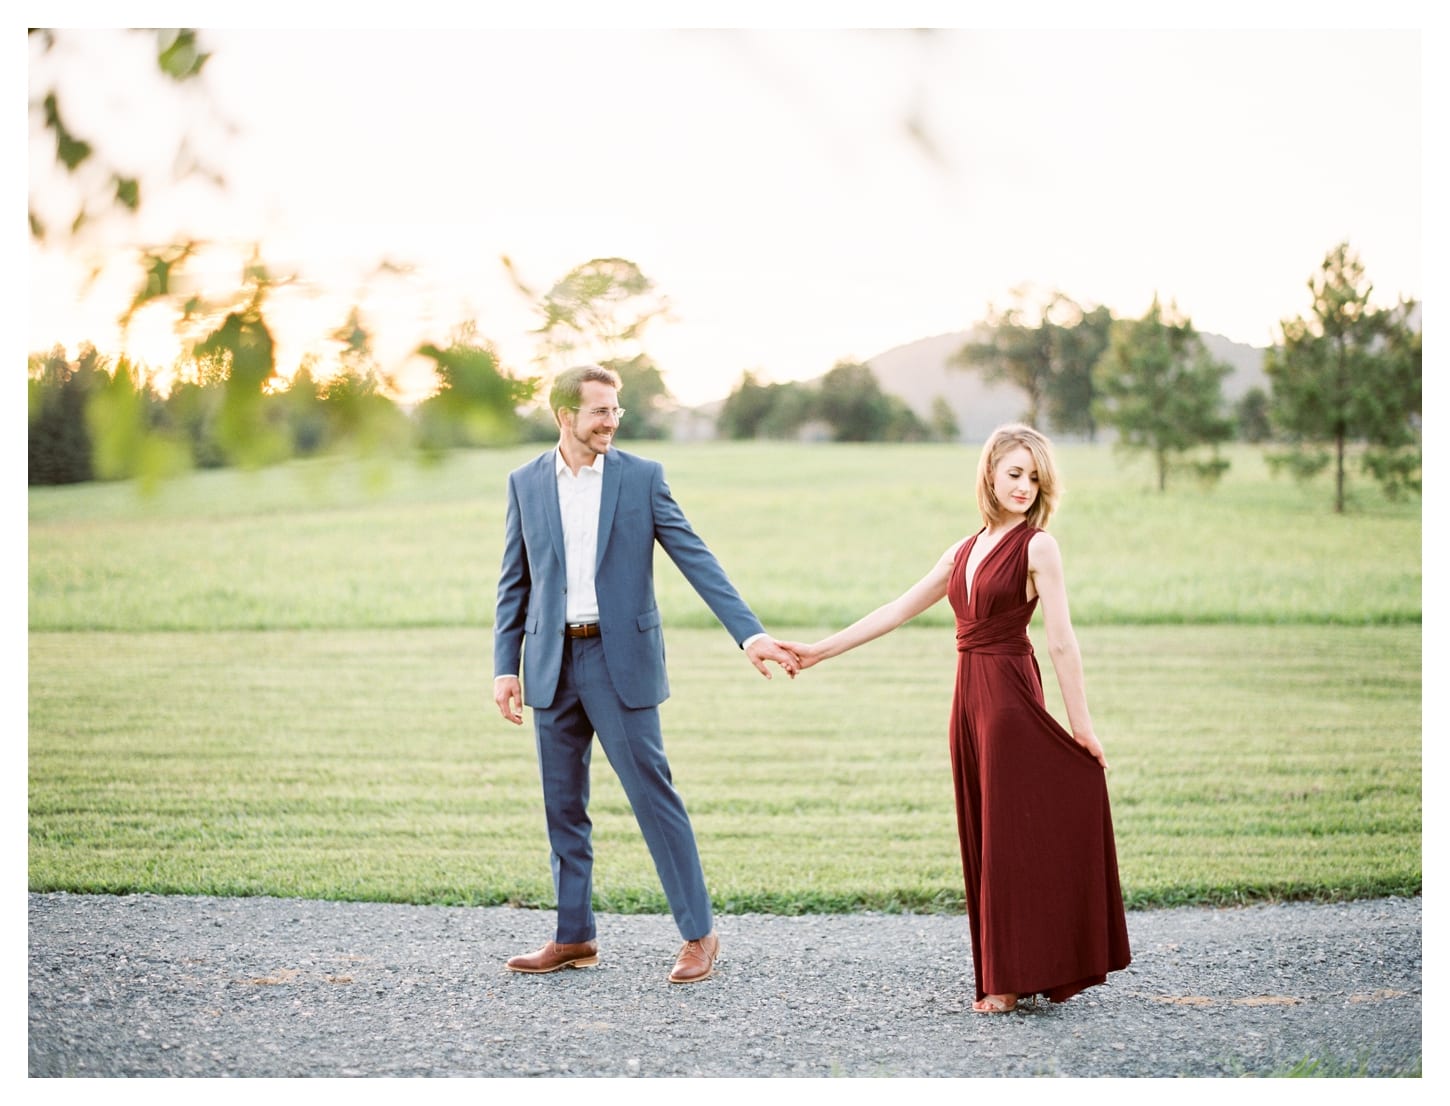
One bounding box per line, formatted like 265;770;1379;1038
539;451;566;572
595;451;622;571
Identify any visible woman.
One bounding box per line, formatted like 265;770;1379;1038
784;424;1131;1013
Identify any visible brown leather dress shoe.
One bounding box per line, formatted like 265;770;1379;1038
506;939;599;973
668;932;719;984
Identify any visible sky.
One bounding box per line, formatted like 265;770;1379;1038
23;8;1431;408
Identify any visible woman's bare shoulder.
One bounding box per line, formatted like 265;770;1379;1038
1027;528;1063;565
942;532;978;563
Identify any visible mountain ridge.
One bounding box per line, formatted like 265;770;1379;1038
673;328;1272;442
861;327;1270;442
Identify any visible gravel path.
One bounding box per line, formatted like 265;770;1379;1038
28;892;1421;1078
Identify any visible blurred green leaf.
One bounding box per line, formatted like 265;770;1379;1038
415;335;539;450
243;258;271;286
34;30;221;243
43;92;92;171
123;243;197;325
519;257;672;369
330;309;372;358
156;29;210;81
113;175;140;211
192;302;289;469
195;309;277;392
84;359;190;494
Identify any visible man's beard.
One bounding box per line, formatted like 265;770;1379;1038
574;423;613;456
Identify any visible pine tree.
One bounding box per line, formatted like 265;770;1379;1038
1264;243;1420;512
1093;299;1234;491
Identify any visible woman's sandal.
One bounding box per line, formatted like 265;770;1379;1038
971;993;1018;1014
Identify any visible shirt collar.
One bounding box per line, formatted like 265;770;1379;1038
555;448;606;477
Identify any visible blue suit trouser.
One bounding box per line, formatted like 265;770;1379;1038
533;635;713;944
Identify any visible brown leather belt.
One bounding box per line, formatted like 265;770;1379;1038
565;623;601;639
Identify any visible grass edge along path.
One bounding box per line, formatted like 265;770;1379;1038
29;623;1421;914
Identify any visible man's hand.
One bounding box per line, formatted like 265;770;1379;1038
745;637;801;679
776;641;826;672
494;676;524;724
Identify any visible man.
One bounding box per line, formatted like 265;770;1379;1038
493;364;798;984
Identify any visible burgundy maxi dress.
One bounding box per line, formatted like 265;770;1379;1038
947;523;1132;1003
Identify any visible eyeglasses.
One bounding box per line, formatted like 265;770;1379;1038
571;406;626;421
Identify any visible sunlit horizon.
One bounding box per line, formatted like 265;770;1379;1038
27;25;1424;409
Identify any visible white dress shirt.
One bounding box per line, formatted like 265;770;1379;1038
556;447;604;624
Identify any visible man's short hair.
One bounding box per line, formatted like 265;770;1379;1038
550;364;623;416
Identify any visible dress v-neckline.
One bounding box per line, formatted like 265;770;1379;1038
963;523;1026;607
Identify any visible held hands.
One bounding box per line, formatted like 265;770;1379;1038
745;636;803;679
744;638;830;678
776;641;826;672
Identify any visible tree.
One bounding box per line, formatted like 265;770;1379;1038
160;374;227;469
185;260;289;469
757;382;817;439
1093;298;1234;491
281;359;329;456
718;365;929;442
954;289;1110;438
1263;242;1421;512
817;361;895;442
1361;317;1422;500
1234;387;1273;444
1047;303;1112;440
28;345;104;485
84;358;189;491
929;395;960;442
308;309;413;459
506;256;672;371
414;324;539;452
884;395;931;442
954;289;1055;427
603;353;673;440
717;372;776;439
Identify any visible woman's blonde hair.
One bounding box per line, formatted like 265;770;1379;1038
975;423;1061;529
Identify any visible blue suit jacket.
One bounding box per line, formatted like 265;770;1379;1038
494;448;766;710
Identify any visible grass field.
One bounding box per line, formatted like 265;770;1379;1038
27;442;1423;912
29;442;1420;630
